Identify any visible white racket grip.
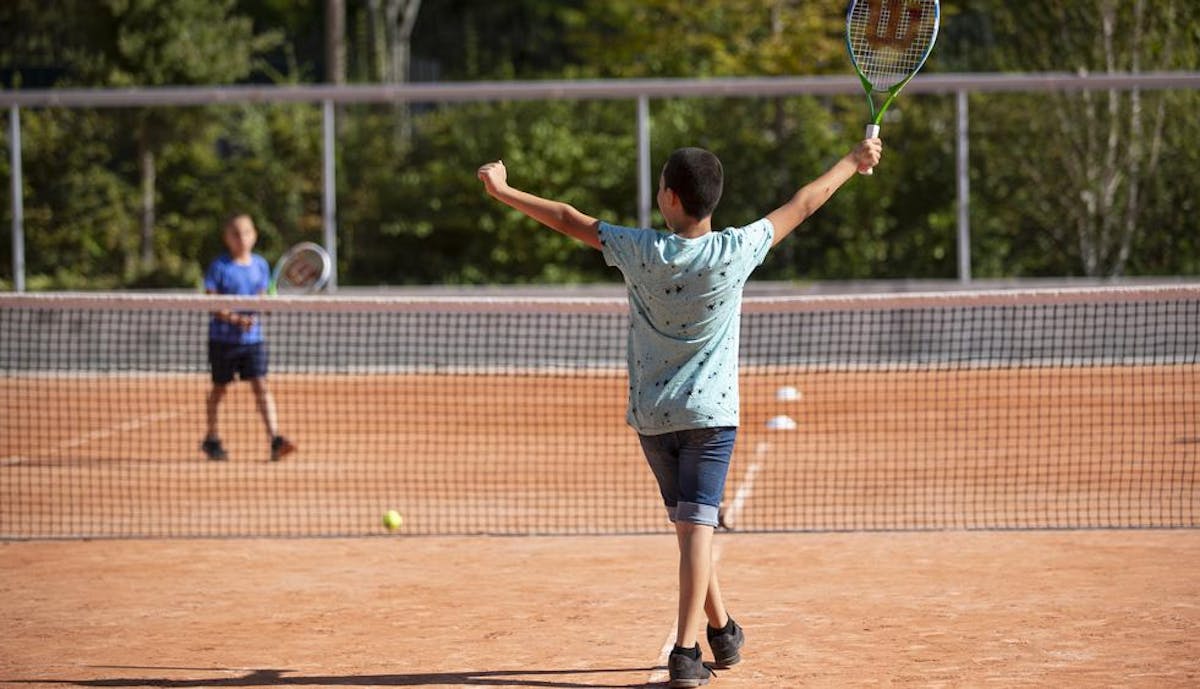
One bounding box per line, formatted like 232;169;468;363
860;124;881;176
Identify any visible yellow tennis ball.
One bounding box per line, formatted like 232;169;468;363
382;510;403;531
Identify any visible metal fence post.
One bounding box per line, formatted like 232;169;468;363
322;99;338;291
637;95;651;229
9;105;25;292
956;89;971;283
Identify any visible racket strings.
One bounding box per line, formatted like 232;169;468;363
276;247;331;292
280;254;324;287
848;0;938;89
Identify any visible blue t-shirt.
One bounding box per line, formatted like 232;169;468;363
598;219;774;434
204;253;270;344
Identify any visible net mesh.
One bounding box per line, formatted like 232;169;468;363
847;0;939;90
1;287;1197;538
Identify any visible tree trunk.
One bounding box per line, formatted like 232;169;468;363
325;0;345;84
367;0;386;81
389;0;422;84
1113;0;1151;277
138;131;156;271
385;0;422;145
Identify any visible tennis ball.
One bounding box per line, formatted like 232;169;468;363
382;509;403;531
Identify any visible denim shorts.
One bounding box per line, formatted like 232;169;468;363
638;426;737;527
208;341;268;384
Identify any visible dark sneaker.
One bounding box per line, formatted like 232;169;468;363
668;646;713;688
270;435;296;461
707;618;744;668
200;437;228;461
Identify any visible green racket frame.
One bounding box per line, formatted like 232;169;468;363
845;0;941;174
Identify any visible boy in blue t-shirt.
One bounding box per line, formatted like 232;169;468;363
201;214;296;462
478;137;881;687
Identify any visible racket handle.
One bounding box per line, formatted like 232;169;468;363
859;124;881;176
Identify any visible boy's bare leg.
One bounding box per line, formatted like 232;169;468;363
704;565;730;630
675;524;730;639
205;384;228;438
675;521;716;648
249;378;279;437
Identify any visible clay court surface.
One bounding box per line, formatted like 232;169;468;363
2;531;1199;688
3;362;1197;686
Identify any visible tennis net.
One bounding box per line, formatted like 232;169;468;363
1;286;1197;538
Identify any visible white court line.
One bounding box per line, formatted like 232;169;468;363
646;442;768;685
61;409;183;448
723;442;767;532
648;633;678;686
0;409;183;466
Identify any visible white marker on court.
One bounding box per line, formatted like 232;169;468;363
765;415;798;431
775;385;802;401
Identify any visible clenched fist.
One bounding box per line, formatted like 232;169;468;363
477;160;509;196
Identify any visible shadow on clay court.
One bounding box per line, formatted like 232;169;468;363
5;666;669;688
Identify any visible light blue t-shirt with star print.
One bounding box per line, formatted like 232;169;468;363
598;218;774;435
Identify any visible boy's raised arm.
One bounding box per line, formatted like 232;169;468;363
478;161;602;250
765;138;882;247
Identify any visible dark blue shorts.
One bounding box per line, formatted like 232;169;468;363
208;341;268;384
638;426;737;527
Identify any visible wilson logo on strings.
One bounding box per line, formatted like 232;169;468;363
866;0;926;50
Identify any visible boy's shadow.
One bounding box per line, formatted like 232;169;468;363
5;665;670;688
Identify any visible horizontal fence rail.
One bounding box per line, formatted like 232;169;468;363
1;72;1198;108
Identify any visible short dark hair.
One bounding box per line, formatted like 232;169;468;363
223;212;252;231
662;147;724;220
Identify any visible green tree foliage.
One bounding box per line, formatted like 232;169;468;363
10;109;135;289
574;0;848;78
339;100;634;284
410;0;583;79
3;0;298;288
74;0;283;282
948;0;1200;277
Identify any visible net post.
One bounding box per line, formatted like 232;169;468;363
8;105;25;293
321;99;338;292
956;89;971;283
636;94;651;229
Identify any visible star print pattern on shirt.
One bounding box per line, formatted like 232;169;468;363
597;218;774;434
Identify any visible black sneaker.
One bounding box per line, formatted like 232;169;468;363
200;437;228;461
668;646;713;688
270;435;296;461
707;618;744;668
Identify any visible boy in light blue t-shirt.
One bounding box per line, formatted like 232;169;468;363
479;138;881;687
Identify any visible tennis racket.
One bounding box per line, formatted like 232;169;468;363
270;242;332;294
845;0;940;175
